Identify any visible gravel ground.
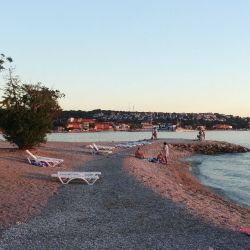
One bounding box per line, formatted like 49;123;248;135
0;149;249;250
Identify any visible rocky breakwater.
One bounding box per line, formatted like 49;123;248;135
170;140;250;155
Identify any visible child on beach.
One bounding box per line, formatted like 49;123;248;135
156;152;166;164
148;152;166;164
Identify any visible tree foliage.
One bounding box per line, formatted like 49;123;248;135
0;70;65;149
0;54;13;72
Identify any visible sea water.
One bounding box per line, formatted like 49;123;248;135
178;131;250;209
1;130;249;208
186;153;250;208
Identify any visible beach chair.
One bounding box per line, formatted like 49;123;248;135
115;140;150;148
26;150;64;167
90;144;113;155
115;143;134;148
51;171;101;185
92;143;115;150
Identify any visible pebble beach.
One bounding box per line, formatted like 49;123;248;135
0;139;249;249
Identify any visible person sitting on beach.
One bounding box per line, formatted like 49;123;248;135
157;152;166;164
197;128;205;141
148;152;166;164
197;130;202;140
135;147;145;159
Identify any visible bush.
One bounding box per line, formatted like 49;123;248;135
0;72;64;149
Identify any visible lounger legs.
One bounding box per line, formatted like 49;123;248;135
58;177;99;185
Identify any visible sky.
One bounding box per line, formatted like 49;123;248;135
1;0;250;116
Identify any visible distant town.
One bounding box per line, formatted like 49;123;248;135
53;110;250;132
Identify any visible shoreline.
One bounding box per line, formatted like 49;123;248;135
0;139;249;232
189;158;250;210
123;140;250;230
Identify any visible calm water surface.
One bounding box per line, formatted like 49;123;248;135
46;130;250;147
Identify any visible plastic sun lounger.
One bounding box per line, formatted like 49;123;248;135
115;142;143;148
115;144;134;148
51;171;101;185
92;143;115;150
26;150;64;167
90;144;113;155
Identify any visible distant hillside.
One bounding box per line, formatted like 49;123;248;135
53;109;250;130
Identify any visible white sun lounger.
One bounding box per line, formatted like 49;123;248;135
92;143;115;150
26;150;64;167
90;144;113;155
51;171;101;185
115;140;152;148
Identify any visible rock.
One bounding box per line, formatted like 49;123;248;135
170;141;250;155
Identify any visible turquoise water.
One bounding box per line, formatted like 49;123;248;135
1;130;250;208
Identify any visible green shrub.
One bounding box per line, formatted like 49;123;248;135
0;71;64;149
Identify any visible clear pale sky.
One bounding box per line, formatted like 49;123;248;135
1;1;250;116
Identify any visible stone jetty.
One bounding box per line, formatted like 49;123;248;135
170;140;250;155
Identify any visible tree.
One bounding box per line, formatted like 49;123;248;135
0;54;13;72
0;70;65;149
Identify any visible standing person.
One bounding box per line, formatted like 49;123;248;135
152;127;158;140
202;129;206;140
162;141;169;165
